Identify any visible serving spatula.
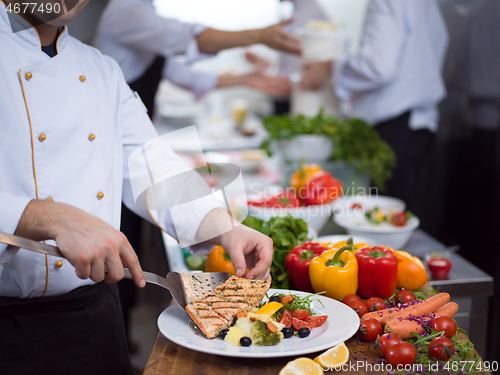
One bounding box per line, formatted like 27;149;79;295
0;232;231;308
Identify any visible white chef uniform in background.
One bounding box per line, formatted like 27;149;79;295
95;0;218;99
334;0;449;132
0;6;219;298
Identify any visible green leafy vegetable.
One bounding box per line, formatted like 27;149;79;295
261;110;396;189
242;214;309;289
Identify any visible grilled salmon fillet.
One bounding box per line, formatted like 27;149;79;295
185;276;271;338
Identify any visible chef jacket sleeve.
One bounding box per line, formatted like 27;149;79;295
335;0;406;100
162;57;219;100
0;192;33;255
112;58;221;254
108;2;211;62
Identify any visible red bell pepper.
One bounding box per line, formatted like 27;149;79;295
301;172;343;206
355;246;398;298
285;242;327;292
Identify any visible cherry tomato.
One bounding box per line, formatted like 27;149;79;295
358;318;383;342
348;300;368;318
376;333;403;356
429;336;455;361
292;309;310;320
351;203;363;209
342;294;362;305
366;297;386;312
430;316;457;338
304;315;328;328
292;317;313;331
278;309;293;328
391;212;408;227
280;295;294;305
385;341;416;366
395;290;416;304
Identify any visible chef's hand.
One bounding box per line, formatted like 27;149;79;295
15;200;146;288
199;208;273;280
257;19;302;55
300;61;332;90
219;225;273;281
244;51;271;71
244;71;290;97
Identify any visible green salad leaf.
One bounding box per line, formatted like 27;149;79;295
261;109;396;189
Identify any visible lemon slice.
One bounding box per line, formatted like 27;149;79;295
256;301;283;316
314;342;349;371
279;357;324;375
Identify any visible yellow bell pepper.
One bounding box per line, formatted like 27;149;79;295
393;250;428;290
205;245;236;275
324;237;369;254
290;160;322;192
309;247;358;300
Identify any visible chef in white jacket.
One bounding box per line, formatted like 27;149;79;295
0;1;273;374
334;0;449;214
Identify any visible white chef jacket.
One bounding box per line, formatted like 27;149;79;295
95;0;218;98
0;6;218;298
334;0;449;132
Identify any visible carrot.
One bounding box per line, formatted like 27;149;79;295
434;302;458;318
361;307;400;325
266;321;278;333
236;312;247;319
386;293;450;323
384;319;425;339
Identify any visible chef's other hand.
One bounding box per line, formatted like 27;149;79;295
220;225;273;281
244;51;271;71
244;71;290;97
257;19;302;55
15;200;146;288
300;61;332;90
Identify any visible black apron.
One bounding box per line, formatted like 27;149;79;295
0;282;132;375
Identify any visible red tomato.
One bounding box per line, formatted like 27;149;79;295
292;309;310;320
351;203;363;209
390;212;408;227
278;309;293;328
430;317;457;338
342;294;362;305
366;297;386;312
429;336;455;361
292;317;312;331
358;318;383;342
376;333;403;356
395;290;416;304
305;315;328;328
427;257;453;279
348;300;369;318
385;341;416;366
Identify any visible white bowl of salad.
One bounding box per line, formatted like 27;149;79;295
333;201;419;249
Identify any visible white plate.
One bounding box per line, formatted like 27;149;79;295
315;235;377;247
332;195;405;216
157;288;360;358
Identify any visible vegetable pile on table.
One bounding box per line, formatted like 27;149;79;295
261;109;396;188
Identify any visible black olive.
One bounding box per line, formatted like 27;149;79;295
269;295;281;303
282;327;294;338
298;327;310;338
219;329;229;339
240;336;252;347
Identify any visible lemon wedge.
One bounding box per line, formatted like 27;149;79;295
279;357;324;375
256;301;283;316
314;342;349;371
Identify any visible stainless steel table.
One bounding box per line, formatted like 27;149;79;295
405;229;494;358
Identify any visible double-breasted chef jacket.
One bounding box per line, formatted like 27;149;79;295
0;5;217;299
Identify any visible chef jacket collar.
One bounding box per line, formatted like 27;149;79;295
0;2;68;53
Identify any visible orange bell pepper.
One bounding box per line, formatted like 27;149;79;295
290;159;322;192
205;245;236;275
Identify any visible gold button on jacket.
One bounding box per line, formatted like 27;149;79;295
88;134;96;141
25;72;33;80
46;197;53;202
79;75;86;82
38;134;46;141
55;261;63;268
97;192;104;199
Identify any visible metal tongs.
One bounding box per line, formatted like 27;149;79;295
0;232;230;308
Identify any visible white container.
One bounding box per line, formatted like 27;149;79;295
277;135;333;162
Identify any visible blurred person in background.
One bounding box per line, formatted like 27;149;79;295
334;0;449;215
95;0;299;345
